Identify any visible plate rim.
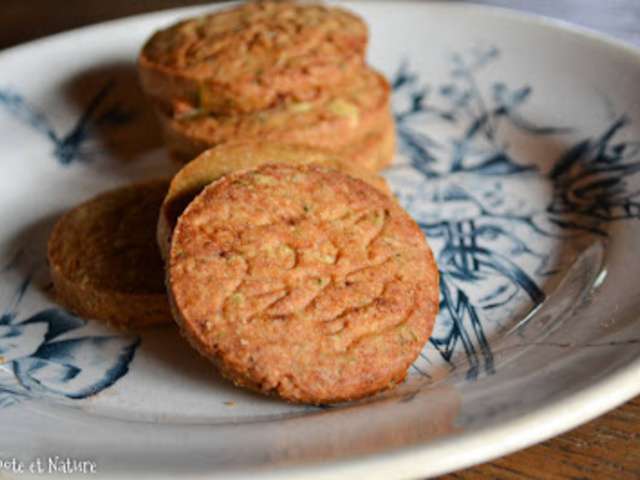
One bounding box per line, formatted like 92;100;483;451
1;2;640;478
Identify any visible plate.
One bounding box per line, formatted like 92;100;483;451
1;2;640;478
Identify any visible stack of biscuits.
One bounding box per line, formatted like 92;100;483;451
138;0;395;172
48;1;440;405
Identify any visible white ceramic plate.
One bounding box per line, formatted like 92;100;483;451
1;2;640;478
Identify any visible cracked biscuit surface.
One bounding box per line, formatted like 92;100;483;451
168;164;439;403
139;0;367;114
48;180;172;329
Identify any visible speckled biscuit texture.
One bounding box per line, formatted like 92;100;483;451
344;114;396;171
157;142;392;260
48;180;172;329
156;67;392;167
139;0;368;115
167;164;439;403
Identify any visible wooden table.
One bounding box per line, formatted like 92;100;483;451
2;1;638;478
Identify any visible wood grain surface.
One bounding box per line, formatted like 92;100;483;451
444;396;640;479
1;1;638;479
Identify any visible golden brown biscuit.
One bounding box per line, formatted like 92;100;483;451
155;68;392;168
167;164;439;404
48;180;172;329
139;1;368;115
156;142;392;259
345;114;396;171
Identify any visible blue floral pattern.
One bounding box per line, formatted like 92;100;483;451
0;80;131;164
390;47;640;379
0;254;140;408
0;46;639;407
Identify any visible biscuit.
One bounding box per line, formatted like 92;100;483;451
345;114;396;171
156;142;392;259
167;164;439;403
48;180;172;329
156;68;392;167
139;1;368;115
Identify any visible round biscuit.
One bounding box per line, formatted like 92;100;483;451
139;1;367;114
48;180;172;329
155;68;392;168
167;164;439;403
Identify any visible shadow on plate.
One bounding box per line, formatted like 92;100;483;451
61;60;163;161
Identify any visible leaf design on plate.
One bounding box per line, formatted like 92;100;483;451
13;335;140;399
0;309;87;364
0;322;49;363
391;47;639;380
19;308;86;342
0;80;132;165
0;265;142;406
